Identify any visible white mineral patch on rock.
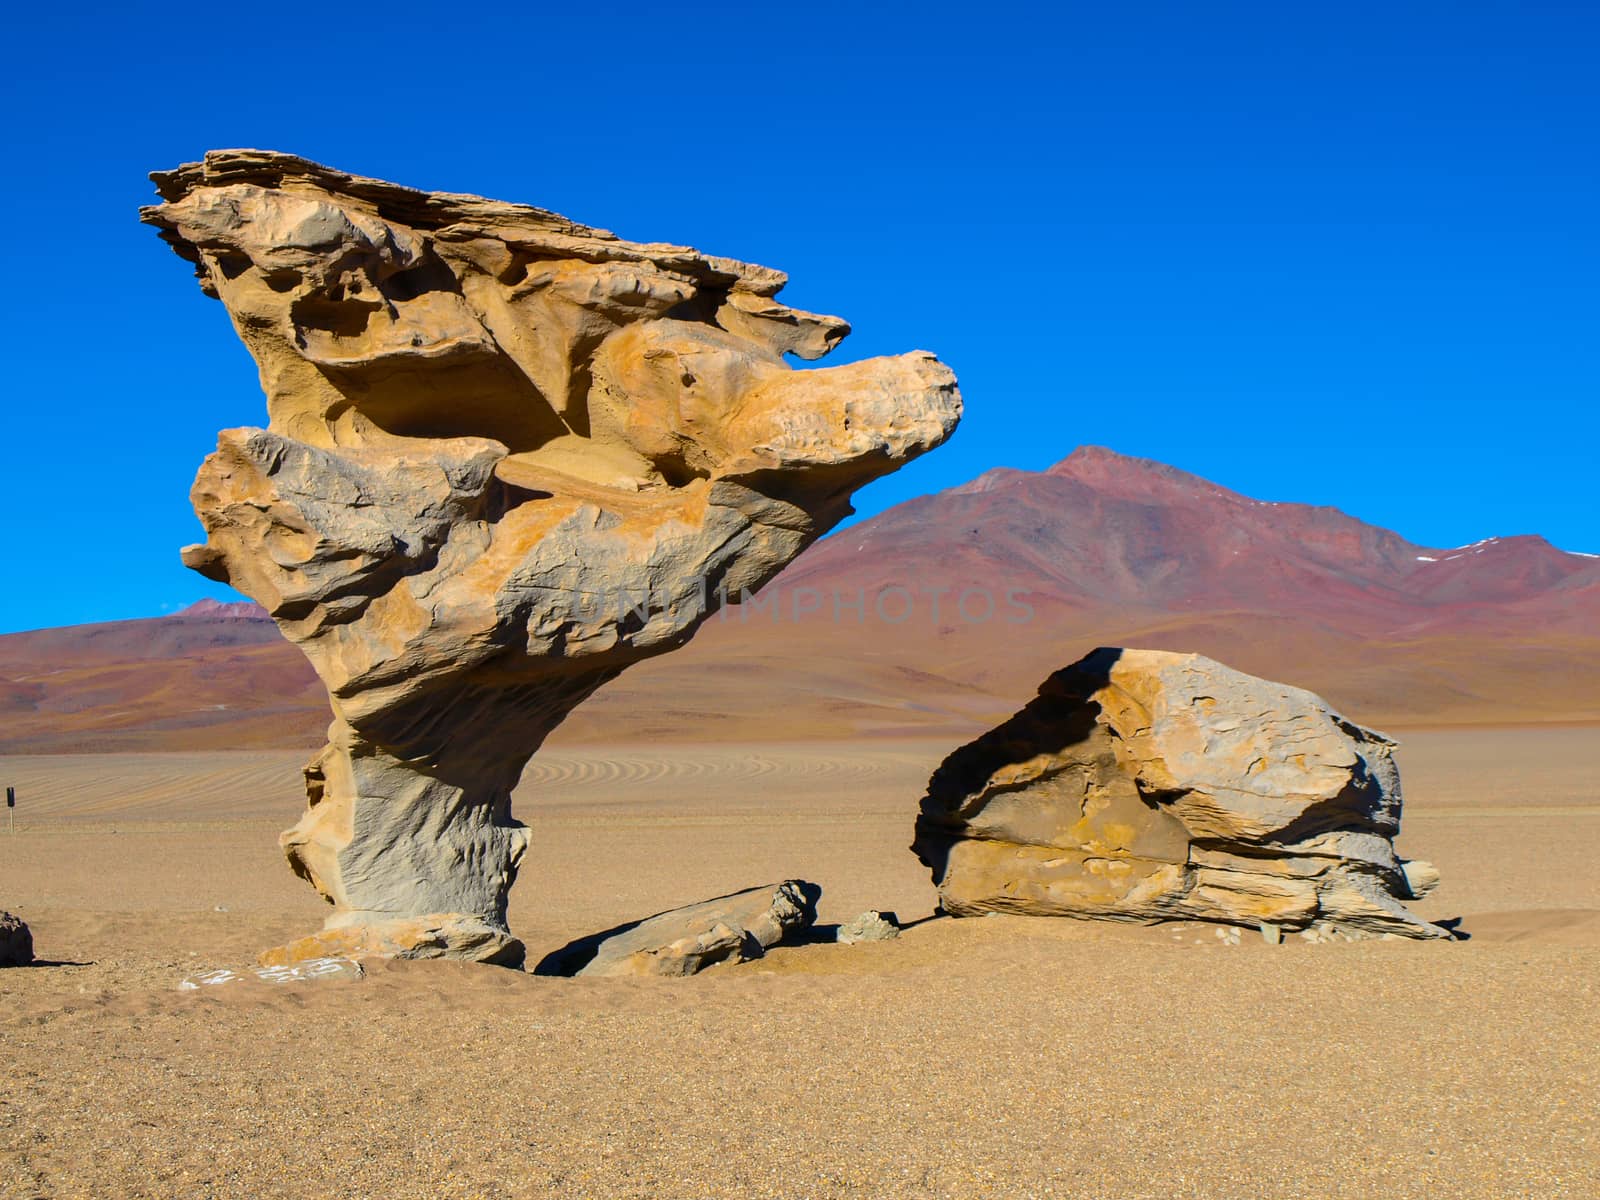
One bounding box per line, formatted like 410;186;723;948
179;957;364;990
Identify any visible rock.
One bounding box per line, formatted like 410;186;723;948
1400;859;1442;899
837;910;901;944
913;648;1451;939
0;912;32;967
143;152;960;967
540;881;818;978
258;914;524;968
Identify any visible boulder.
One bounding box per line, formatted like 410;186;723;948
0;911;33;966
837;910;901;944
913;648;1450;939
142;152;959;967
539;881;818;978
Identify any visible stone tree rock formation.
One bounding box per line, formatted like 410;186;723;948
913;648;1449;939
143;150;961;967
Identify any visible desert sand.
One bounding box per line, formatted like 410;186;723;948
1;726;1596;1198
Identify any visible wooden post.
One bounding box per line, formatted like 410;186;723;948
6;786;13;835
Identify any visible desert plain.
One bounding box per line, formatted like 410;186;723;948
2;149;1596;1200
1;722;1595;1199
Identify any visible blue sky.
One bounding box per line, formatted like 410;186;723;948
2;2;1595;632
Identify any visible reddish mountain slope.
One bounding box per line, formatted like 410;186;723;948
0;601;322;753
581;446;1600;737
2;448;1595;753
787;446;1599;631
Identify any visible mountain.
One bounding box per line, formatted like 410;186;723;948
573;445;1598;740
788;445;1598;628
3;448;1596;753
805;446;1600;640
0;600;323;753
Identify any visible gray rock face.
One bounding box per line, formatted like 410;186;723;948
837;911;901;944
540;881;818;978
913;648;1449;939
0;912;33;967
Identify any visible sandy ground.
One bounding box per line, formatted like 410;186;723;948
0;727;1596;1198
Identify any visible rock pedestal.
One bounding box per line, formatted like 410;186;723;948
144;151;960;966
913;648;1448;939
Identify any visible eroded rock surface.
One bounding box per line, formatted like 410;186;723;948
143;151;960;966
913;648;1448;939
539;881;818;978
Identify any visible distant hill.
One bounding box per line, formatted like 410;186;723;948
3;447;1595;753
576;445;1599;742
0;600;323;753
